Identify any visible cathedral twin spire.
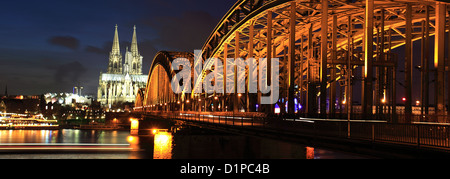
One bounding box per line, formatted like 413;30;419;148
108;25;142;75
111;24;121;56
131;25;139;56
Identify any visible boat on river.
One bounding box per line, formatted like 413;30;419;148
0;113;59;130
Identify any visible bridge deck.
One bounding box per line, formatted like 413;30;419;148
141;111;450;158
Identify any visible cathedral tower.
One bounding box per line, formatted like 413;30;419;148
108;25;123;74
98;25;148;108
125;25;143;75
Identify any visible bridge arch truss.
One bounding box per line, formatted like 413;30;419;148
136;0;450;122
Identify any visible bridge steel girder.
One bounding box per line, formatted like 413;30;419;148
435;2;446;121
404;3;413;122
320;0;328;118
136;0;450;123
288;1;296;115
362;0;374;119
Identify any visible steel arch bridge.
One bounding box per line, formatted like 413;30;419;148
136;0;450;122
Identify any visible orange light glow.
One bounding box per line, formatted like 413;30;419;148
130;119;139;130
306;147;314;159
127;136;136;143
153;132;173;159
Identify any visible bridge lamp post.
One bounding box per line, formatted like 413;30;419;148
185;100;190;112
213;96;218;112
198;99;202;113
238;93;242;112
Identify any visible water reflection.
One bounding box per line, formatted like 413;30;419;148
0;129;368;159
127;127;318;159
0;130;59;144
0;129;131;145
153;132;172;159
132;127;369;159
306;147;314;159
170;133;309;159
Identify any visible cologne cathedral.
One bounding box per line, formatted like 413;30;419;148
97;25;147;108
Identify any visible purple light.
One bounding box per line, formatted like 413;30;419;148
275;103;280;114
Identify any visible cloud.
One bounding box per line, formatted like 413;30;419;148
142;10;218;51
85;45;109;54
48;36;80;50
54;61;86;84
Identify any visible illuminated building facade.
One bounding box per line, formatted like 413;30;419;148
97;25;147;107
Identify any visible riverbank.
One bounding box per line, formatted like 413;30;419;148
0;125;59;130
60;124;129;131
0;124;129;131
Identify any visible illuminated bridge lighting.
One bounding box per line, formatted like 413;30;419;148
133;0;450;124
126;0;450;159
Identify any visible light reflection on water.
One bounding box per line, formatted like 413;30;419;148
153;132;173;159
0;129;127;144
0;129;367;159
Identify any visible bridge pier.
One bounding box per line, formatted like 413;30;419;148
130;117;175;136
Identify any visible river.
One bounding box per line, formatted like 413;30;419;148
0;127;370;159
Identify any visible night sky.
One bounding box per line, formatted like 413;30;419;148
0;0;443;105
0;0;236;96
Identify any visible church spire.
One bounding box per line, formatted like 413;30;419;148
130;25;138;55
108;24;123;74
111;24;120;55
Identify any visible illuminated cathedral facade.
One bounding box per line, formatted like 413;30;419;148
97;25;147;107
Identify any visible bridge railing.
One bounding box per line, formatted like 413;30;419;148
268;118;450;149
